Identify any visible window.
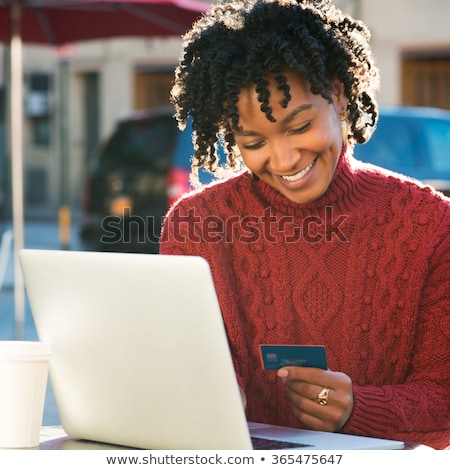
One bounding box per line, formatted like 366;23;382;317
402;54;450;110
26;73;52;147
134;70;175;109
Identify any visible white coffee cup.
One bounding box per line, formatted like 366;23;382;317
0;341;51;448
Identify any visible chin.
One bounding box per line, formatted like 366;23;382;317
285;184;330;205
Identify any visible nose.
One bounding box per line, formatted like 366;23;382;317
269;139;300;173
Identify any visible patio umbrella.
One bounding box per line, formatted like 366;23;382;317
0;0;210;43
0;0;210;339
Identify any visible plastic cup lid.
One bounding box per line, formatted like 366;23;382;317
0;341;51;361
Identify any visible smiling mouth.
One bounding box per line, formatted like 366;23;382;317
281;157;317;182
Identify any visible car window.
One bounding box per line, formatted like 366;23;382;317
99;115;178;171
354;116;419;173
422;119;450;173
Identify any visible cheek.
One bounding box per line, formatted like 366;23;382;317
313;119;341;149
326;115;343;142
238;148;265;171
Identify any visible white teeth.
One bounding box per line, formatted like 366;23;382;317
282;159;316;182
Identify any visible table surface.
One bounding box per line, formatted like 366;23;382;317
39;426;131;450
39;426;433;451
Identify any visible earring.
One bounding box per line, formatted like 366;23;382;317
340;110;349;143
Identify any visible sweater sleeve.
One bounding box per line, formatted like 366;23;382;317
341;220;450;449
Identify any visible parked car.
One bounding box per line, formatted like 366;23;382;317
353;106;450;197
79;106;218;253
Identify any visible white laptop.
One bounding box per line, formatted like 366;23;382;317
19;249;404;450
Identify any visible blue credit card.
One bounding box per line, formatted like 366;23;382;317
260;345;328;370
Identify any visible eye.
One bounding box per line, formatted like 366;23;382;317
289;121;311;135
241;140;266;150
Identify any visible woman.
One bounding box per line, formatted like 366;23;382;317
160;0;450;449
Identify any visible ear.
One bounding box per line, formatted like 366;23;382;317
332;80;348;114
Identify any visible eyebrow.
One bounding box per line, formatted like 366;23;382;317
281;104;313;125
234;104;313;136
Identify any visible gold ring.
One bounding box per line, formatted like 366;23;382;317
313;387;329;406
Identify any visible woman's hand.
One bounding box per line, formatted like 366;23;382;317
277;367;353;432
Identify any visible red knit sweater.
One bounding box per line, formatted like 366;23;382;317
160;148;450;449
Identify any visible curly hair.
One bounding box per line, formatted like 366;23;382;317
171;0;380;179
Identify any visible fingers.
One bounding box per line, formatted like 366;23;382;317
288;391;345;432
278;366;337;388
278;367;352;402
277;367;353;432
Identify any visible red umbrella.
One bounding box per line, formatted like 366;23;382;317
0;0;210;339
0;0;209;44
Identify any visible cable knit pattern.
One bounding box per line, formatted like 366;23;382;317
160;148;450;449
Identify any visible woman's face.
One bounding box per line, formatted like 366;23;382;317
233;70;348;204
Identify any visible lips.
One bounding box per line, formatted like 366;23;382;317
281;157;317;182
